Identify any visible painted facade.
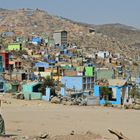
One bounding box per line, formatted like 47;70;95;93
8;43;22;51
0;52;9;71
61;76;94;91
85;67;94;76
32;37;42;45
22;82;42;100
94;79;130;105
34;62;49;72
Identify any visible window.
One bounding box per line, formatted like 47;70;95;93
38;67;45;72
0;82;3;89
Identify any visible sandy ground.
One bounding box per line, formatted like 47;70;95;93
0;95;140;140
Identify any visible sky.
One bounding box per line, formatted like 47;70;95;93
0;0;140;28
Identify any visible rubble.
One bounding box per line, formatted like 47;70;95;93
50;96;61;104
50;95;88;106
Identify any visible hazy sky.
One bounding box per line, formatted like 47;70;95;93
0;0;140;28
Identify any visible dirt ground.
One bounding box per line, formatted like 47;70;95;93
0;95;140;140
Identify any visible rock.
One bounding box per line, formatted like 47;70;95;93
80;99;87;106
124;104;133;109
61;100;67;105
65;101;73;106
113;105;123;109
39;133;49;139
70;130;75;135
2;100;11;104
16;94;24;100
134;98;140;105
133;104;140;110
51;97;61;104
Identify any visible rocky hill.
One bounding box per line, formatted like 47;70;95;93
94;23;140;44
0;8;140;59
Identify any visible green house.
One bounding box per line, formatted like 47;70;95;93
22;82;42;100
8;43;22;51
85;67;94;76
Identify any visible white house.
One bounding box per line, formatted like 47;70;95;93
95;51;110;59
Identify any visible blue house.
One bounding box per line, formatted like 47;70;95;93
61;76;94;91
61;76;83;91
32;37;42;45
47;59;56;66
34;62;49;72
94;79;130;105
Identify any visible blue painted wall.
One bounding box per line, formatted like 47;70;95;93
32;37;41;44
94;85;121;105
61;87;65;96
22;82;42;93
61;76;83;91
42;88;50;101
34;62;49;69
22;84;33;93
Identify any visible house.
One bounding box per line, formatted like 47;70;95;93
34;62;50;77
61;76;94;91
1;31;15;37
47;59;56;67
0;52;9;71
22;82;42;100
94;79;131;105
85;66;94;76
53;30;67;46
15;36;24;43
34;62;49;72
95;51;110;59
7;71;28;81
8;43;22;51
9;61;22;70
32;37;42;45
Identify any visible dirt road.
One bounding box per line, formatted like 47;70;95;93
1;97;140;140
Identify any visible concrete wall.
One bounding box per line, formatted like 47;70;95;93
53;32;61;45
96;69;114;80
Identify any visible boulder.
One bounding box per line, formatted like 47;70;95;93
51;97;61;104
39;133;49;139
134;98;140;105
133;104;140;110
